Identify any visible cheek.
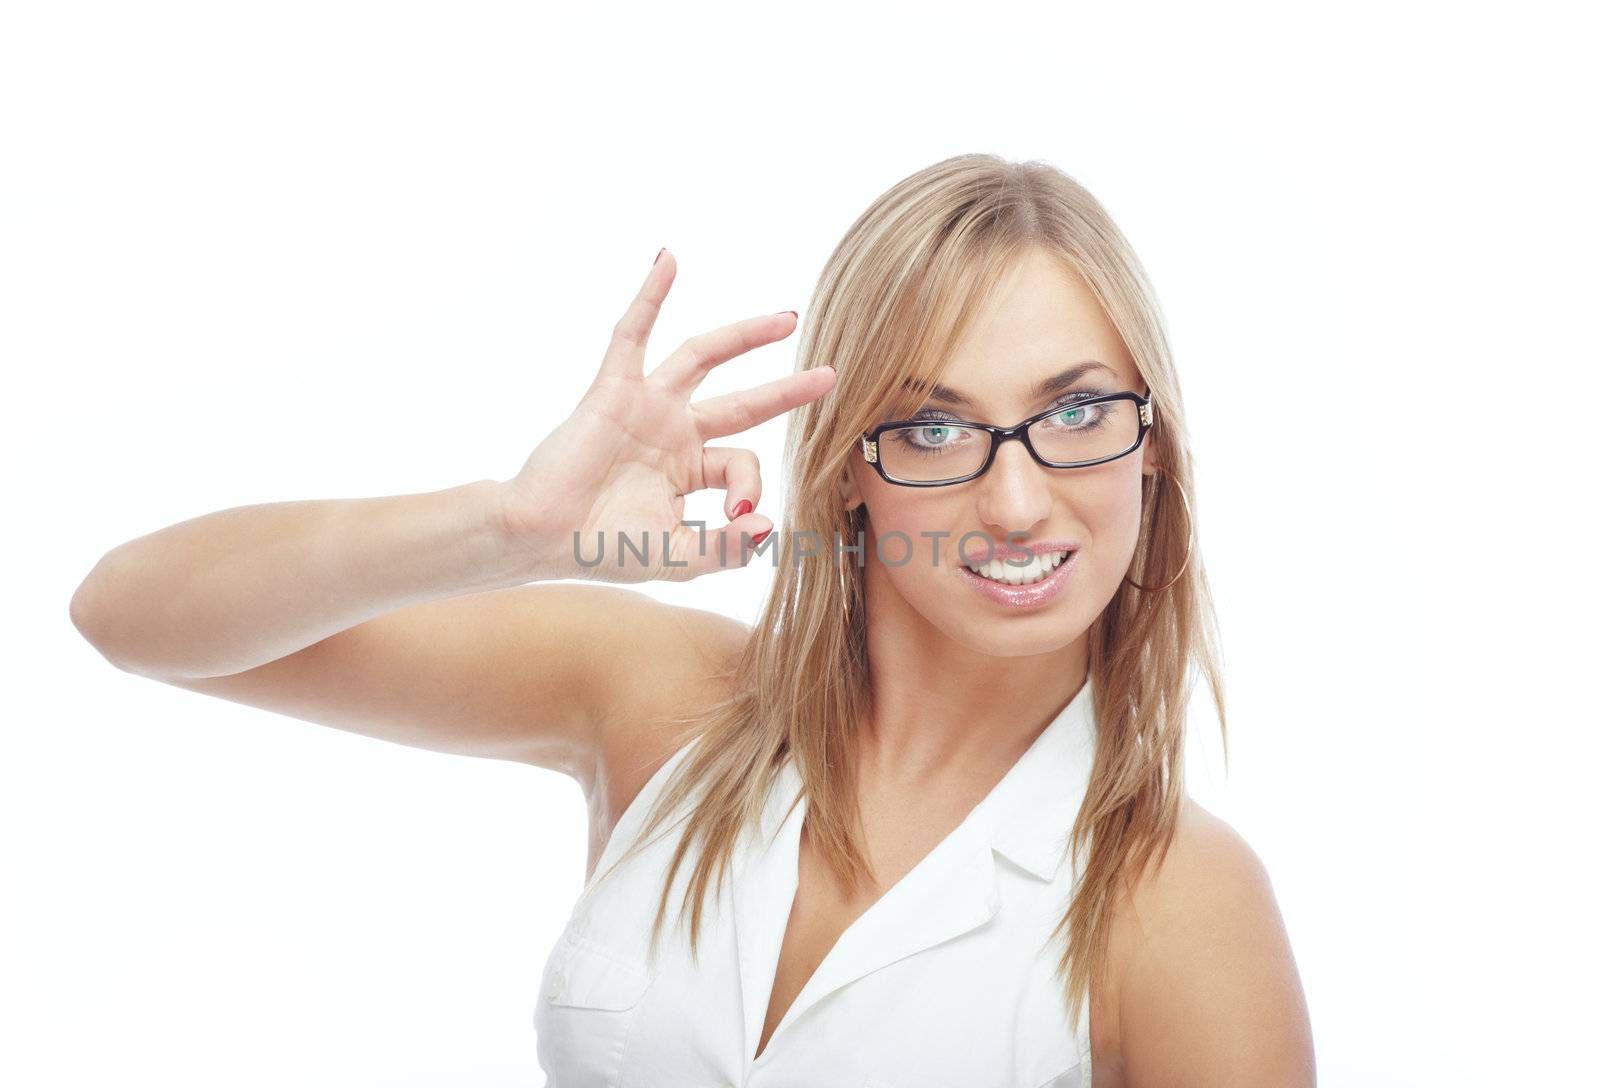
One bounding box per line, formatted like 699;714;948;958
1090;473;1146;546
852;481;966;597
1071;467;1145;561
859;490;954;569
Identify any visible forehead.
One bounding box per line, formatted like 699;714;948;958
922;248;1139;413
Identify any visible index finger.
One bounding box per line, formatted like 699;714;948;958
689;365;838;440
650;311;798;395
597;247;675;382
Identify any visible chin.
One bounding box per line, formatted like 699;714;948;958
949;620;1084;661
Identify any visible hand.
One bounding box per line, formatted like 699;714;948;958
496;248;837;583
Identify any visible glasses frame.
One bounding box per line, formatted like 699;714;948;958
859;390;1155;487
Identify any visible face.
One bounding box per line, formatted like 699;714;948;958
840;247;1155;659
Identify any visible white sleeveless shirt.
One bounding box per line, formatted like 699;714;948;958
534;677;1098;1088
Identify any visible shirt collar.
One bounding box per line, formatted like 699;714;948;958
970;675;1098;882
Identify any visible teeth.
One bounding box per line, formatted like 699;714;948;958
964;550;1069;585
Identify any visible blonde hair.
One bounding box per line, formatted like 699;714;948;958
595;153;1227;1030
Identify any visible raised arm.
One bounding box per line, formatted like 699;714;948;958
67;247;834;789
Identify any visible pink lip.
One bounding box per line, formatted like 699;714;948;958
957;538;1082;565
955;547;1080;609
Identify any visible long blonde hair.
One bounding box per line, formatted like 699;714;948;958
598;153;1226;1029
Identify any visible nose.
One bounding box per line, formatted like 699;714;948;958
974;435;1052;537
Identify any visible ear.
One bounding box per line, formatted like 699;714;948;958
839;458;864;510
1139;433;1163;477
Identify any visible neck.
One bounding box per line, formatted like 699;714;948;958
854;554;1090;791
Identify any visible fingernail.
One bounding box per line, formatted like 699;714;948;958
654;247;665;266
732;499;752;518
776;310;798;318
752;528;772;546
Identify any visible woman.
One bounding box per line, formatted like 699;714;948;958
70;154;1315;1086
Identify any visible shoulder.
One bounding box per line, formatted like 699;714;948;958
587;597;751;835
1096;797;1316;1086
1130;798;1276;924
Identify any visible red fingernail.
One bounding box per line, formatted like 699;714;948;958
654;247;665;266
732;499;753;518
752;529;771;546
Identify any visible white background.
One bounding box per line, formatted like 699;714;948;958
5;2;1595;1084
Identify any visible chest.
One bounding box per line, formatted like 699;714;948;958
756;806;976;1061
536;752;1094;1088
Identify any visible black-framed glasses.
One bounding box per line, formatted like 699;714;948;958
859;390;1154;487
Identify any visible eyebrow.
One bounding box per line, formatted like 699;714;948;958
900;360;1117;411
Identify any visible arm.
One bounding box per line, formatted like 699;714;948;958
66;479;692;778
69;479;523;682
67;248;830;787
1101;799;1316;1087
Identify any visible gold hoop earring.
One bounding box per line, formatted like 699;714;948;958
1124;468;1194;593
840;505;861;624
840;553;852;624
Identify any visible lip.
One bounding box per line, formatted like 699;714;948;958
955;547;1079;609
957;538;1082;565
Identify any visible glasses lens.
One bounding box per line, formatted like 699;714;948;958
1028;397;1140;466
876;423;992;483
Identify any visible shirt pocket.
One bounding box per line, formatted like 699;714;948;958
535;934;655;1088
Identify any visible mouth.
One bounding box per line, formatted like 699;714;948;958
960;547;1077;586
955;546;1079;608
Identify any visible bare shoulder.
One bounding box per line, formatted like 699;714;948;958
583;598;751;870
1095;797;1316;1087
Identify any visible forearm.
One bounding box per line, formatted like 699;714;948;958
69;478;534;679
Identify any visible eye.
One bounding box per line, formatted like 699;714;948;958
891;421;978;454
1037;392;1109;429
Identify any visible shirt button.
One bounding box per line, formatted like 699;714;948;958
547;967;565;1000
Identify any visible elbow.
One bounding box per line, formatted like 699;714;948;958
69;567;102;644
69;562;132;673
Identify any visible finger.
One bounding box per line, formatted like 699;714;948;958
699;446;763;520
690;364;837;441
596;248;676;383
665;513;774;581
650;310;797;395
